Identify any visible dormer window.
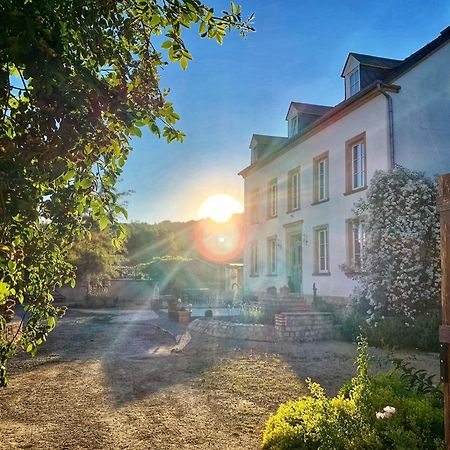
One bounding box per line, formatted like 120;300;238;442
349;67;360;96
289;115;298;137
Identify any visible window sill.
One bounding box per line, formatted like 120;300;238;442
286;207;301;214
312;272;331;276
266;273;278;277
343;186;367;196
266;215;278;220
311;199;329;206
249;274;259;278
342;269;362;278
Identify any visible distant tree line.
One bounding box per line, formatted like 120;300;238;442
68;214;244;288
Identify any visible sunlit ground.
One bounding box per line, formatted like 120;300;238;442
0;310;439;449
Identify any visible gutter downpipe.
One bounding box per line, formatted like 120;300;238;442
377;82;395;169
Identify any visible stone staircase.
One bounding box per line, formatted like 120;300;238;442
257;294;311;314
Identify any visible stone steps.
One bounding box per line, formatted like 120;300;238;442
257;295;311;314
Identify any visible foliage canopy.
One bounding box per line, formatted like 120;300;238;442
0;0;253;386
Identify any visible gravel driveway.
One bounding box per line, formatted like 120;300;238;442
0;309;439;450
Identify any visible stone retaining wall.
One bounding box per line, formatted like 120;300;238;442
188;319;277;342
189;311;337;343
275;312;337;342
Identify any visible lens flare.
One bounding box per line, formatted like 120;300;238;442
198;194;243;223
193;216;244;263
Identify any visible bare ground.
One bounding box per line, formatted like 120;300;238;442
0;310;439;450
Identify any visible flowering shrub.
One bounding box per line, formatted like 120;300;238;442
349;167;440;321
262;337;444;450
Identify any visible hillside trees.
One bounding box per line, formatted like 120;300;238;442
0;0;254;386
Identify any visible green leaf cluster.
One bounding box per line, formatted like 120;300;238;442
262;337;444;450
0;0;253;386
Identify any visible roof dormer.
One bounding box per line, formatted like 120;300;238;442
341;53;402;99
285;102;333;138
249;134;288;163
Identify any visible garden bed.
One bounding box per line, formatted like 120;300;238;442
189;312;337;343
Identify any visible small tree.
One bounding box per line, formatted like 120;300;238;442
68;228;125;295
350;166;440;321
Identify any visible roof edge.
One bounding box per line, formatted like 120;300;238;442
239;81;400;178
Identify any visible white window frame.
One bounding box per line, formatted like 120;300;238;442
250;188;260;224
288;168;300;211
267;238;277;275
292;171;300;210
352;142;366;190
250;242;259;276
318;158;329;201
349;67;360;96
289;115;298;137
268;179;278;218
351;221;366;268
315;227;329;274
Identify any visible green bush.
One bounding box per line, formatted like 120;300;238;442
262;338;444;450
341;309;440;352
233;304;273;324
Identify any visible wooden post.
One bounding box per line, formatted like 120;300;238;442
439;173;450;450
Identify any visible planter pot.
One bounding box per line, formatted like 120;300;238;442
178;310;191;325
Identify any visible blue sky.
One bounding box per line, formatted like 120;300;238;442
118;0;450;223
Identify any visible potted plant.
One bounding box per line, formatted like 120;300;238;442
177;305;191;325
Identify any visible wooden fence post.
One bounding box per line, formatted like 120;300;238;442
438;173;450;449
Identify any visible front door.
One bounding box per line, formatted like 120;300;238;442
289;232;302;293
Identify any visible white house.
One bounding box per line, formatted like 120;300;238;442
239;26;450;304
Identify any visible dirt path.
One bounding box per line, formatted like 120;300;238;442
0;310;439;450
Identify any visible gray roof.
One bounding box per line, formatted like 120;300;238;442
340;53;402;77
250;134;288;149
290;102;334;116
350;53;402;69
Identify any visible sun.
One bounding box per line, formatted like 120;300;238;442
198;194;243;223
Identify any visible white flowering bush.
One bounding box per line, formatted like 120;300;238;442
352;166;440;321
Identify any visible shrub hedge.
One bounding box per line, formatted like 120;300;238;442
340;309;440;352
262;338;444;450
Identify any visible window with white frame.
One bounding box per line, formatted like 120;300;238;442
250;242;259;276
315;226;329;274
345;133;367;194
267;237;277;275
318;159;328;201
352;142;366;189
316;157;328;202
268;179;278;218
313;152;329;203
349;67;360;96
288;168;300;211
250;188;260;224
289;115;299;137
348;220;366;269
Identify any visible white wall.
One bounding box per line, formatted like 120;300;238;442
243;40;450;301
243;94;389;300
392;41;450;177
343;55;359;99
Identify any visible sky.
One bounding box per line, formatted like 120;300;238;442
118;0;450;224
